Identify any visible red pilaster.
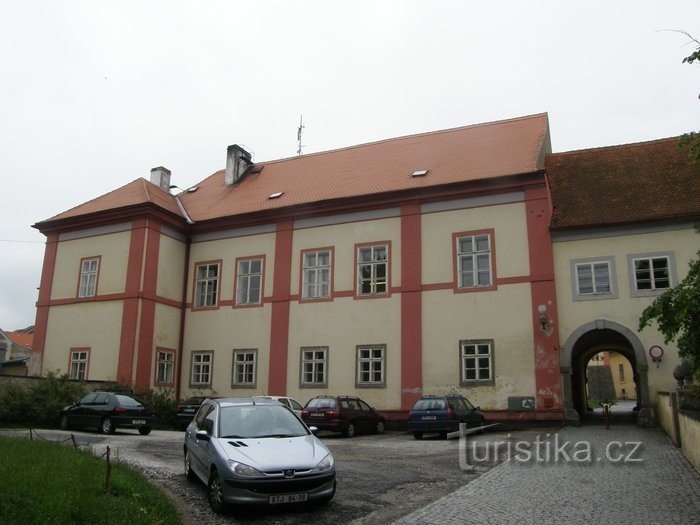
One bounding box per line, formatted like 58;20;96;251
400;203;423;410
31;232;59;376
117;219;146;386
525;186;562;411
268;219;293;396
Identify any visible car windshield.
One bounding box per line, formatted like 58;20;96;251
413;399;447;410
219;405;309;439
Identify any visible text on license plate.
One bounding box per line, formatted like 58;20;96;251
132;419;146;425
421;415;437;420
311;412;324;417
269;493;308;504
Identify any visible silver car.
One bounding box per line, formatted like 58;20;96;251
184;397;336;513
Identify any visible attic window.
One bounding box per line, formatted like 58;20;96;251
268;192;284;199
412;169;428;177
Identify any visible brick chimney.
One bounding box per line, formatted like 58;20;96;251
150;166;172;192
225;145;252;185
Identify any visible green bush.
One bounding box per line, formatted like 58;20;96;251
139;388;178;429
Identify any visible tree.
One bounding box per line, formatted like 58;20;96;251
639;242;700;379
675;30;700;162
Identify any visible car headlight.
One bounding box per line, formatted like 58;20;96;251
227;460;264;477
311;453;334;473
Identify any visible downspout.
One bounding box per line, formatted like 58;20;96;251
174;193;193;402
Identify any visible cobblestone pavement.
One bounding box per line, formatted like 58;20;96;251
394;424;700;525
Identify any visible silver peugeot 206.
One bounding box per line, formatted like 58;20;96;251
184;397;336;513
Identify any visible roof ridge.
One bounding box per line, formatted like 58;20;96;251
141;178;153;203
549;136;681;158
255;112;549;166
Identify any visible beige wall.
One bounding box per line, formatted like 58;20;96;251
157;234;186;301
51;231;131;299
608;352;636;399
554;227;697;399
43;302;123;380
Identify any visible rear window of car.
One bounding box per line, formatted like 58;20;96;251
116;395;143;407
412;399;447;411
306;398;338;409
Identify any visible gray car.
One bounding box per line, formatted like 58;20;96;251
183;397;336;513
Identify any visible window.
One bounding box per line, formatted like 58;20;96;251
232;349;257;388
618;363;625;383
155;349;175;385
460;340;494;385
190;351;213;387
78;257;99;297
357;244;388;296
194;262;219;308
236;257;263;305
456;234;492;288
627;252;676;298
571;256;617;301
69;349;89;380
302;250;331;300
356;345;386;387
300;347;328;387
633;256;670;291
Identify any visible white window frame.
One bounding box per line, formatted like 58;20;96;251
69;349;89;380
236;257;263;305
356;345;386;387
78;257;99;298
460;340;494;385
190;351;213;387
456;234;492;288
300;347;328;387
302;250;332;300
155;350;175;385
232;349;257;388
627;251;677;298
194;262;219;308
570;256;618;301
357;244;388;296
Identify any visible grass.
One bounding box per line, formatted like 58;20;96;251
0;435;182;525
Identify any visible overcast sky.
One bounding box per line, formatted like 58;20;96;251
1;1;699;331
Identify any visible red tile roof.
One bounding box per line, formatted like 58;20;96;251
6;331;33;350
36;113;550;228
181;113;550;222
546;137;700;230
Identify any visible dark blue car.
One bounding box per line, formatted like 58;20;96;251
409;394;484;439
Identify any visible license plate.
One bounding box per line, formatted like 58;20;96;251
184;408;195;413
132;419;146;425
421;415;437;420
269;493;308;504
311;412;324;417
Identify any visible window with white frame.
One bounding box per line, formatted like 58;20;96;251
69;349;89;380
232;349;257;387
300;347;328;387
156;350;175;385
194;263;219;308
576;261;611;295
78;258;99;297
236;258;263;305
356;345;386;387
460;340;493;384
357;245;388;295
302;250;331;300
633;256;670;291
190;351;213;386
456;234;492;288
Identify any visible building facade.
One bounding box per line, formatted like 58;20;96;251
30;115;699;424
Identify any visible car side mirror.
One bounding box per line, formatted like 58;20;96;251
309;426;319;436
475;406;481;411
195;429;211;442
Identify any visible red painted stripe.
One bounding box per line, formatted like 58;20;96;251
31;232;59;374
268;219;293;395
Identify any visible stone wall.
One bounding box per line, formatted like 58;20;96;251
657;390;700;473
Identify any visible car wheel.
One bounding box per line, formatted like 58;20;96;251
208;469;227;514
138;426;152;436
343;422;355;438
60;414;69;430
412;432;423;440
101;417;115;435
184;449;196;481
375;420;385;434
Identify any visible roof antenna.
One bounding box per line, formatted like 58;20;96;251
297;115;305;156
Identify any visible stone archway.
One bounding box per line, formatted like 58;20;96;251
560;319;655;427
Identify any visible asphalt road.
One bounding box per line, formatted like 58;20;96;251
5;427;533;524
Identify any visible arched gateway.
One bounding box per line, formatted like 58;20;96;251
560;319;655;427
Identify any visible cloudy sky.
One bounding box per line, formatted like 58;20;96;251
1;0;699;331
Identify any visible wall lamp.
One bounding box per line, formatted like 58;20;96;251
538;313;549;331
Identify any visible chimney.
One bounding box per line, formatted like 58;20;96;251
225;145;252;185
150;166;172;192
